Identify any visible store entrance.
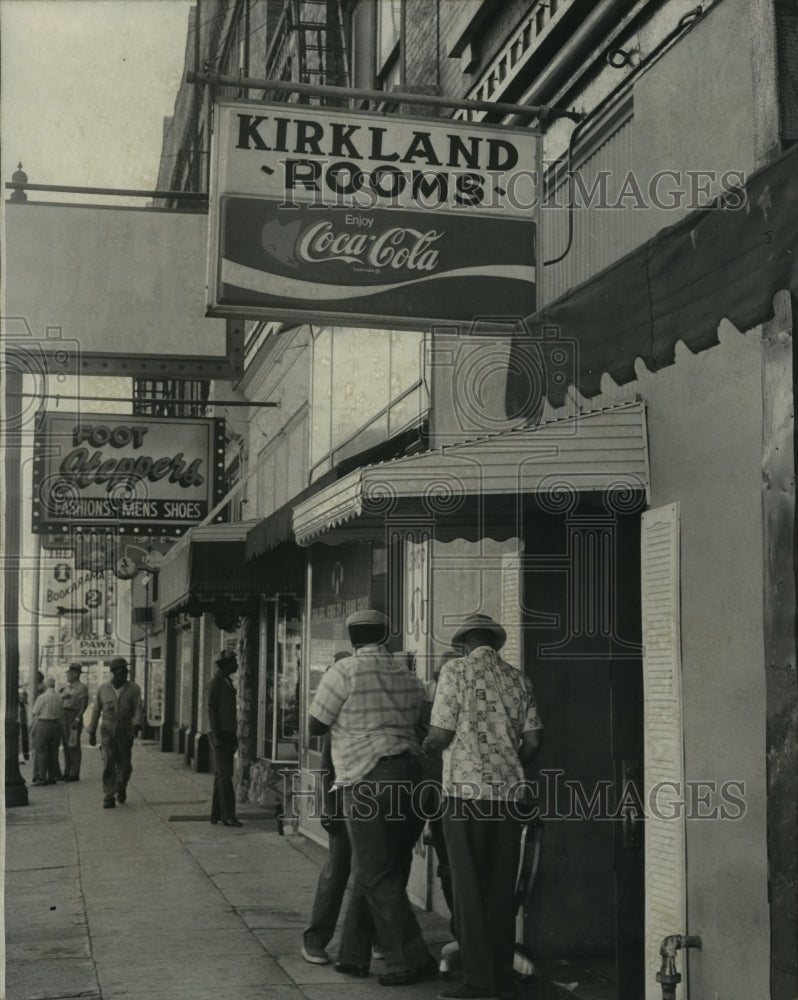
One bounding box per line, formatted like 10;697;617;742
522;500;644;1000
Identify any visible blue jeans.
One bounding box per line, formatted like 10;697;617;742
338;754;430;974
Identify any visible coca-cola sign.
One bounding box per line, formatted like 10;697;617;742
208;100;540;326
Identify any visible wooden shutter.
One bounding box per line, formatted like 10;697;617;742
641;503;687;999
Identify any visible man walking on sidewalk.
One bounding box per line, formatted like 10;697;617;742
87;658;142;809
309;609;435;987
60;662;89;781
208;648;243;828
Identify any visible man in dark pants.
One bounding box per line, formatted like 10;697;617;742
87;658;142;808
60;662;89;781
309;609;436;987
424;613;543;1000
208;648;242;828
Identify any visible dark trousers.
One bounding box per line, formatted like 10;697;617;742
210;731;237;821
304;821;352;950
443;798;521;994
34;720;61;783
62;711;83;778
100;729;134;799
339;754;430;974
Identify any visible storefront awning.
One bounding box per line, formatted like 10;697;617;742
159;520;263;615
507;143;798;413
292;400;648;546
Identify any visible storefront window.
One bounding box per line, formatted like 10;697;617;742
259;596;302;761
304;541;390;753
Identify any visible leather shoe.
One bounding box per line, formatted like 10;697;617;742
210;817;219;825
221;817;243;827
379;956;438;986
334;963;369;978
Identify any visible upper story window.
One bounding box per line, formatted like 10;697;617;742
348;0;402;93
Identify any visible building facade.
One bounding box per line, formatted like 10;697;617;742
155;3;798;999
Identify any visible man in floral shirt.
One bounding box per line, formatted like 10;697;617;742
424;613;542;1000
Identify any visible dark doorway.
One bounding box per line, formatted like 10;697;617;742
521;498;644;1000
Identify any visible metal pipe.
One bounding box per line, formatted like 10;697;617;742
5;182;207;200
8;392;278;409
656;934;701;1000
185;70;582;124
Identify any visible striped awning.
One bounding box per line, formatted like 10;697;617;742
159;520;263;615
293;400;649;546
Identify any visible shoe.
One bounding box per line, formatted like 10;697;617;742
379;956;438;986
334;963;369;978
210;817;219;825
116;790;126;804
32;780;47;787
302;944;330;965
64;775;79;782
221;817;243;827
437;986;500;1000
103;798;116;809
46;780;57;785
372;946;386;960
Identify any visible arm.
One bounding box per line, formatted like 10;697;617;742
308;714;330;737
132;685;143;735
422;724;455;754
519;729;542;768
88;690;101;746
74;685;89;723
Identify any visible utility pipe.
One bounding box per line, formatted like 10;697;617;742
656;934;702;1000
185;70;583;125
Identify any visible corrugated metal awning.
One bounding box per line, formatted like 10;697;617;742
159;520;263;615
293;400;649;546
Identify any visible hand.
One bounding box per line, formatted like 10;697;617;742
88;732;97;747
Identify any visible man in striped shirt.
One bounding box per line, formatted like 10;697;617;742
309;609;436;987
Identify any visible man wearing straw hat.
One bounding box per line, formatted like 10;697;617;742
424;613;543;1000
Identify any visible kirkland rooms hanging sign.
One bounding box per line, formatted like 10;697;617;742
32;413;226;536
207;100;539;326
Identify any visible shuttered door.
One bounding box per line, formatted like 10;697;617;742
641;503;688;999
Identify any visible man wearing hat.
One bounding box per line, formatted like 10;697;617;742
309;609;436;987
87;658;142;809
424;613;543;1000
207;648;242;827
60;662;89;781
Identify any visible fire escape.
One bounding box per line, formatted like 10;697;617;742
263;0;349;102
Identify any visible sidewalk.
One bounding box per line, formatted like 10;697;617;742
3;742;461;1000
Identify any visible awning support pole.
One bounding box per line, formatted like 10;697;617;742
185;71;583;125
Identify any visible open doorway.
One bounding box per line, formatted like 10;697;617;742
522;498;644;1000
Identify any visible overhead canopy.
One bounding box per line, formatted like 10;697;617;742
292;401;648;546
160;520;263;616
506;143;798;413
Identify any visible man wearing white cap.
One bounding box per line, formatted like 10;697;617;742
309;608;436;987
424;613;543;1000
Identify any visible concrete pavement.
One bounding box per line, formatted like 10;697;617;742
3;741;464;1000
